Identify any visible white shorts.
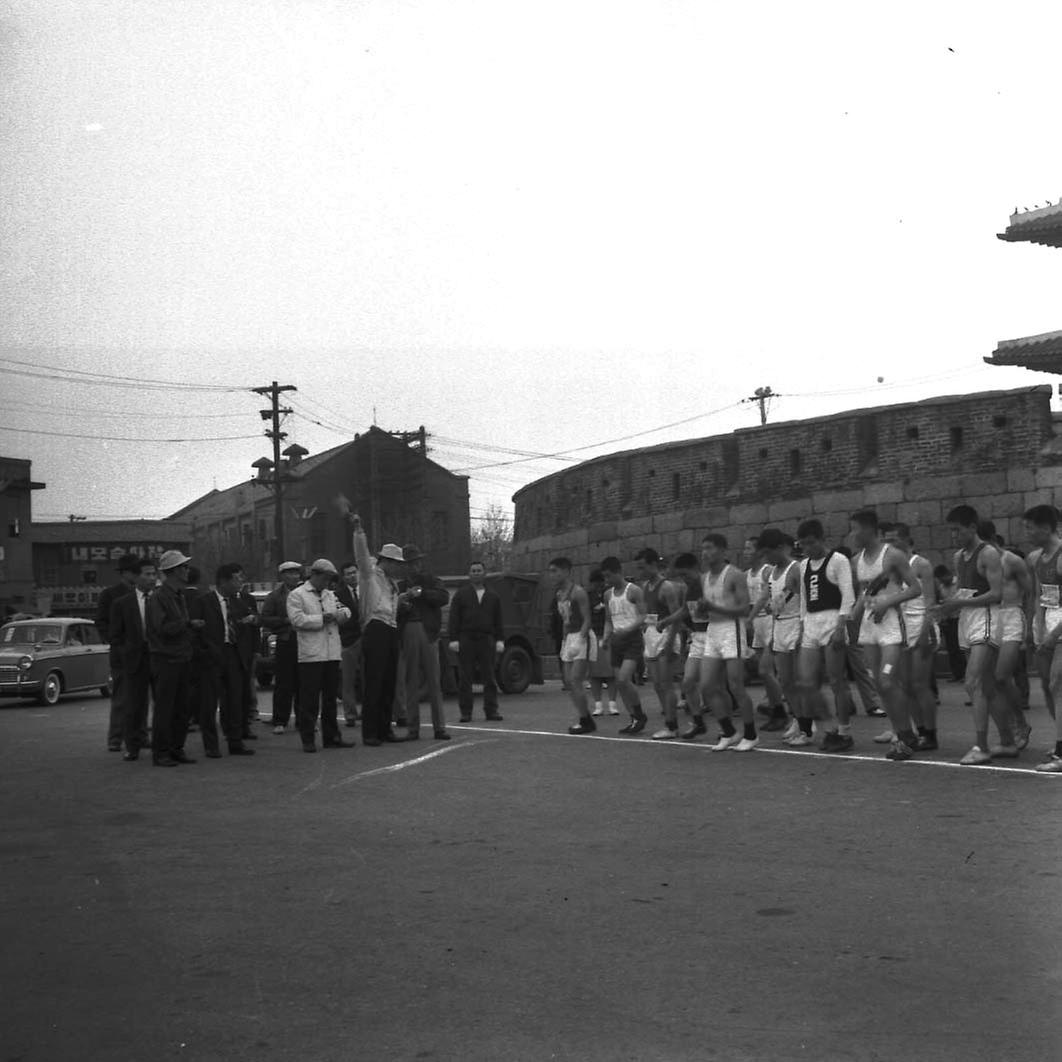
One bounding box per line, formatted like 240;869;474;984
705;619;746;661
643;626;673;661
996;606;1026;645
1036;607;1062;648
903;611;939;650
770;615;802;653
751;615;772;650
858;609;905;648
687;629;709;660
560;631;598;664
801;610;844;650
958;607;998;650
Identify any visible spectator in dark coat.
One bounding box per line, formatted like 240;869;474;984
96;552;140;751
109;558;158;760
260;562;303;733
448;560;504;723
398;544;450;740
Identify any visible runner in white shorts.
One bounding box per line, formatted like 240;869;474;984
696;534;758;752
850;509;922;761
549;557;597;735
796;518;855;752
635;548;682;740
882;522;940;751
656;553;711;741
938;506;1005;767
978;519;1033;755
741;536;786;729
1025;504;1062;772
754;529;802;741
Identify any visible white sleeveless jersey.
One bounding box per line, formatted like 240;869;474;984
607;582;640;634
903;553;926;617
856;544;900;606
769;561;800;621
704;564;735;626
746;564;770;616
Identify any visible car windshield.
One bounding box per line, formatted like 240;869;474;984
1;624;64;646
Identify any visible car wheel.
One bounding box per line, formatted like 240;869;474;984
38;671;62;707
498;645;532;695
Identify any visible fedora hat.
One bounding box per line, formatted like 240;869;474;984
158;550;192;571
401;543;424;562
377;544;405;563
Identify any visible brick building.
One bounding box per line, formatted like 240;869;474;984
31;520;192;617
171;426;471;581
511;385;1062;575
0;456;45;617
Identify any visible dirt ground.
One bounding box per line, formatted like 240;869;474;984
3;679;1062;1062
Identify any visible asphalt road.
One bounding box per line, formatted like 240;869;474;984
3;680;1062;1062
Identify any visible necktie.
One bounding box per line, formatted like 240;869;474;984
225;598;238;645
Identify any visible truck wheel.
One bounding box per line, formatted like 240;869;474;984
39;671;62;706
498;645;532;695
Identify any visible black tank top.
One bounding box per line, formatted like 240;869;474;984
681;573;708;632
958;542;991;594
803;551;842;613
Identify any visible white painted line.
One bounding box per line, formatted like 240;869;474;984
330;740;488;787
447;725;1060;778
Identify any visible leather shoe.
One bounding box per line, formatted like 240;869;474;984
485;714;504;722
153;756;178;767
363;738;382;747
383;731;405;743
302;742;317;753
434;730;451;741
323;738;354;748
122;750;139;761
241;732;259;740
204;749;223;759
108;742;122;752
405;732;420;741
173;750;197;764
228;745;255;756
459;715;471;723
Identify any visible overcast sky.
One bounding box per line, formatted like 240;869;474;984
2;0;1060;532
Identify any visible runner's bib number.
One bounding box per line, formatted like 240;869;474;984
955;588;976;601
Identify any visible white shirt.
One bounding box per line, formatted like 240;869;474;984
475;588;486;603
136;589;148;628
215;590;232;642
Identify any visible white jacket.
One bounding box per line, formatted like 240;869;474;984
286;582;350;662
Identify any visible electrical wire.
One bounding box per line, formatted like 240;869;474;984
0;355;249;393
0;425;263;442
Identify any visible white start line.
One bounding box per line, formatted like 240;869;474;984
330;739;490;787
446;724;1062;779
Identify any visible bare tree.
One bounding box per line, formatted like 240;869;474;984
470;504;514;572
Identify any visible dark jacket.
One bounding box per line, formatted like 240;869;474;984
146;581;194;664
234;586;260;658
334;582;362;647
189;590;253;671
399;571;449;642
448;583;503;642
260;583;295;642
109;590;151;674
96;581;133;666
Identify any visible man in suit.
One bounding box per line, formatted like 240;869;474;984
109;558;157;761
448;560;505;723
146;550;203;767
232;573;261;739
260;561;303;733
97;553;140;751
335;559;362;728
189;563;256;758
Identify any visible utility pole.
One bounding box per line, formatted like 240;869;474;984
251;381;297;565
748;385;775;425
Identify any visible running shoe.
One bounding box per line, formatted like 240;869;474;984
607;702;620;716
873;729;896;744
652;727;677;740
629;714;648;734
786;732;814;747
885;739;914;761
710;733;743;751
680;719;707;741
866;706;887;718
989;743;1019;759
591;703;604;717
1014;723;1032;751
731;737;759;752
1035;754;1062;773
832;734;855;752
762;715;789;732
782;719;800;742
820;731;843;752
272;724;286;735
959;746;992;766
568;719;597;735
617;719;639;734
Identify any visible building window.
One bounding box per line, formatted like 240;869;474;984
821;436;832;453
602;478;610;489
586;489;593;511
7;518;19;538
722;439;739;486
258;519;267;541
648;469;656;478
907;426;919;440
82;569;98;585
672;472;681;500
950;426;964;452
241;523;252;548
857;415;879;467
699;460;708;471
993;415;1008;429
790;449;802;476
431;510;450;549
758;447;769;460
310;514;327;556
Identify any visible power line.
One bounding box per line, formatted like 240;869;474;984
5;400;254;420
0;425;262;442
0;356;249;393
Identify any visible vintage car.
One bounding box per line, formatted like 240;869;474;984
0;618;112;706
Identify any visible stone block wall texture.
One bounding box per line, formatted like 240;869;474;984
511;385;1062;578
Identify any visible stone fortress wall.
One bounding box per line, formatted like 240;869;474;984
510;385;1062;575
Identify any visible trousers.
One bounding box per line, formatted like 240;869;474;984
403;621;446;735
458;634;498;718
361;620;399;742
297;660;340;746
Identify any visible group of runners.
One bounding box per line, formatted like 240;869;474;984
547;503;1062;772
